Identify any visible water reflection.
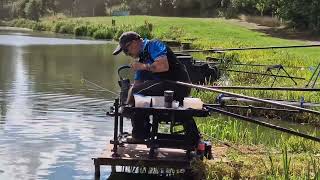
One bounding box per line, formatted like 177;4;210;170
0;32;132;179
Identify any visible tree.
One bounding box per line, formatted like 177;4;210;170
160;0;174;16
124;0;148;15
277;0;320;31
40;0;58;15
24;0;41;20
105;0;120;15
149;0;160;15
11;0;28;18
93;0;106;16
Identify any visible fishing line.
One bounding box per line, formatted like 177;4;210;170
135;82;163;94
81;78;119;97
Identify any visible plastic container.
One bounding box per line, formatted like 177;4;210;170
151;96;165;107
172;101;179;108
183;97;203;109
134;94;151;107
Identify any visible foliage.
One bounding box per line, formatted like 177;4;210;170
10;0;29;18
277;0;320;32
6;17;153;40
74;24;89;36
158;25;186;41
93;26;116;39
24;0;41;21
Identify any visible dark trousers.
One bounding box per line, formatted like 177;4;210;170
130;80;191;139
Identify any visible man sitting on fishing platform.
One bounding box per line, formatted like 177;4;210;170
112;31;197;142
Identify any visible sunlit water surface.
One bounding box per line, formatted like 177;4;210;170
0;31;131;180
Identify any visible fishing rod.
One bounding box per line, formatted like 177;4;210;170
206;86;320;91
305;63;320;88
204;103;300;113
205;106;320;142
222;69;305;80
204;61;308;69
177;44;320;53
168;80;320;116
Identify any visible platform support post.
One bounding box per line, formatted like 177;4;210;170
94;160;100;179
112;98;120;157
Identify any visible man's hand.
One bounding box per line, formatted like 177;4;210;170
130;62;146;71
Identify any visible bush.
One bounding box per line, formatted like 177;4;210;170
6;18;154;41
37;21;52;31
134;24;153;39
58;23;76;34
7;18;40;30
86;24;100;36
93;27;116;39
74;24;88;36
8;18;29;27
158;25;185;40
114;24;133;40
51;21;65;33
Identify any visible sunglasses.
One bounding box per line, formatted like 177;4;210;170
123;41;133;55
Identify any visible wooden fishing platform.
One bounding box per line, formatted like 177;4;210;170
92;99;212;179
93;144;192;178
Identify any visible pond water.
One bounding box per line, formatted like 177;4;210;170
0;31;131;180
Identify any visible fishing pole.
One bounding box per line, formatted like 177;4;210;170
206;86;320;91
222;69;305;80
305;63;320;88
204;103;300;113
177;44;320;53
168;80;320;116
205;106;320;142
204;61;308;69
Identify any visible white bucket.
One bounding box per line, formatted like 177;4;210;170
134;94;151;107
183;97;203;109
151;96;165;107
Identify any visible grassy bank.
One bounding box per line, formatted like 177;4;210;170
193;145;320;179
4;15;320;179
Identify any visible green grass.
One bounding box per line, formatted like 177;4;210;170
73;16;320;62
199;146;320;179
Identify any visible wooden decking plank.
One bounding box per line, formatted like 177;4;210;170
93;144;191;169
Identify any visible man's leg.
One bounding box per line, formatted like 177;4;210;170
131;113;150;139
182;115;201;147
130;81;165;139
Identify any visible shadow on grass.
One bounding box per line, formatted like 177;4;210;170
256;27;320;43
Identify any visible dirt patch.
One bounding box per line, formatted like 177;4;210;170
212;144;268;162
